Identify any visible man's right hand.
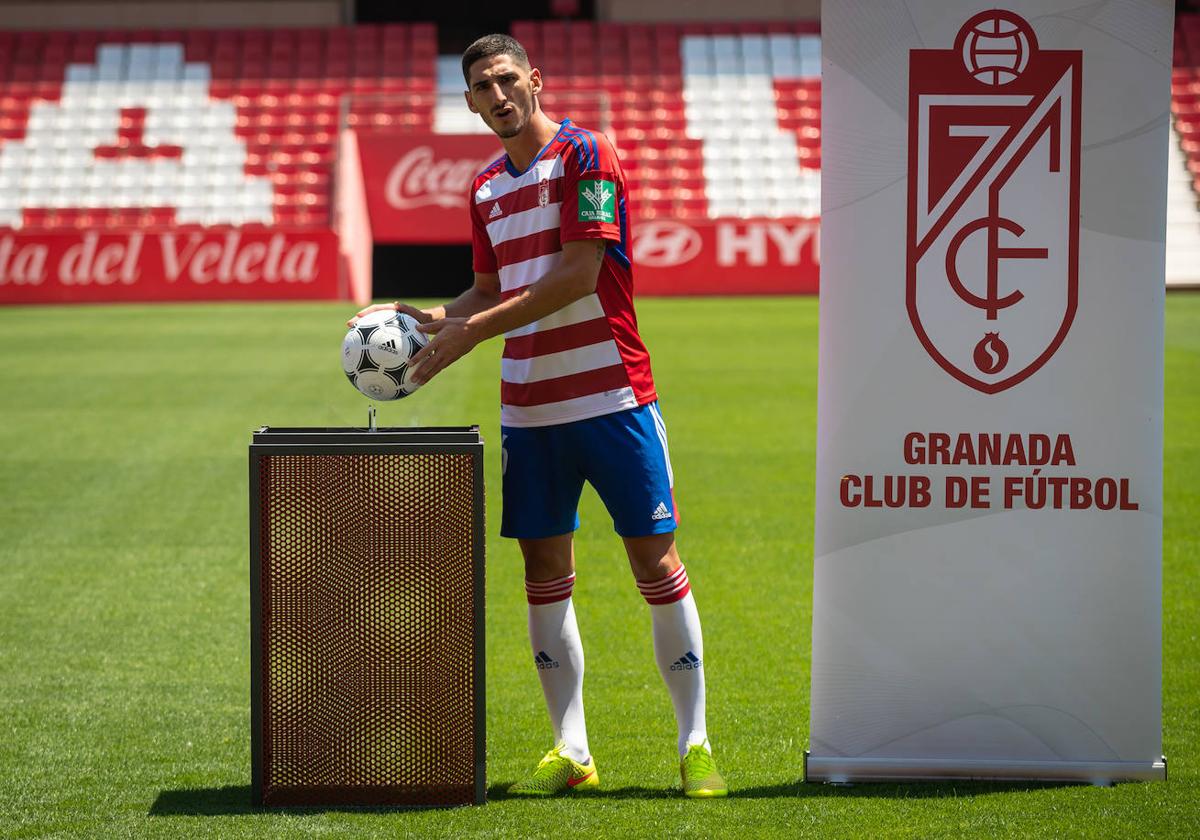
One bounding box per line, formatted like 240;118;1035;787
346;302;436;328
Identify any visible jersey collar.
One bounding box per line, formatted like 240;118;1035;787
504;118;571;178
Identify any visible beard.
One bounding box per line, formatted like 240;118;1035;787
490;110;525;139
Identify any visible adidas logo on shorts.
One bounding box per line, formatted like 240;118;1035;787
651;501;672;521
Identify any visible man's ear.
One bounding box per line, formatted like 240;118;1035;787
464;89;479;114
529;68;542;96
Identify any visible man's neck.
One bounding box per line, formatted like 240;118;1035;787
502;111;562;172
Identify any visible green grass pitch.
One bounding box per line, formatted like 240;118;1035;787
0;295;1196;839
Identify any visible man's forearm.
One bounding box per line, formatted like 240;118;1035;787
467;245;601;341
438;285;501;320
403;242;603;385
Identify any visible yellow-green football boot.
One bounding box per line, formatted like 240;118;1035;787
680;742;728;798
507;744;599;796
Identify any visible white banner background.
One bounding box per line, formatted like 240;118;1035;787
809;0;1171;782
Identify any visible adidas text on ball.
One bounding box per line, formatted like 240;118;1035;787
341;309;429;401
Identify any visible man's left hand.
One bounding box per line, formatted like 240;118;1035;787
409;317;480;385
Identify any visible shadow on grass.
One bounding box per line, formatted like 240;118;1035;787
488;778;1076;801
749;779;1084;799
150;786;474;816
150;778;1080;815
150;787;256;816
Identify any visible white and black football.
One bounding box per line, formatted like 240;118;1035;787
341;309;429;401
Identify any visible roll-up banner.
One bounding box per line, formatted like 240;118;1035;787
809;0;1171;784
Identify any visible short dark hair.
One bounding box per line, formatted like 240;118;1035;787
461;34;530;84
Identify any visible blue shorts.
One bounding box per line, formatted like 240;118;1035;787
500;402;678;540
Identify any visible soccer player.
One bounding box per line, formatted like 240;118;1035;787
349;33;726;799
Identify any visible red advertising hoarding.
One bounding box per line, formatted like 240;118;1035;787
0;228;341;305
357;131;820;293
630;218;819;295
357;132;504;243
357;131;819;293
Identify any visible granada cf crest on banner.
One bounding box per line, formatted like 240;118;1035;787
907;10;1081;394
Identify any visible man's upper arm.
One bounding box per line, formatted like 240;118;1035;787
470;181;499;273
559;130;623;245
474;271;500;298
560;240;605;292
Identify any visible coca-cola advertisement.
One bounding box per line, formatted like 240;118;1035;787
0;228;341;304
357;132;504;243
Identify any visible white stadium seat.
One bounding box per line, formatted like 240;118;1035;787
683;33;821;219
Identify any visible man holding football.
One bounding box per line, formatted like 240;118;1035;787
349;33;726;799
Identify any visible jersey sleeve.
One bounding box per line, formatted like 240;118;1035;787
470;188;498;274
559;130;623;244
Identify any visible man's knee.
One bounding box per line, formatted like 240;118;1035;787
624;532;681;581
519;534;575;580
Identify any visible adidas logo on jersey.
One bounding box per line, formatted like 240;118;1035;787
651;501;672;521
489;202;503;219
535;650;559;670
670;651;702;671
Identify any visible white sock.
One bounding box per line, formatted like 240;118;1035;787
526;574;589;763
637;565;708;756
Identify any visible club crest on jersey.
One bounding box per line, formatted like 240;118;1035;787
906;10;1081;394
578;180;615;223
538;177;550;208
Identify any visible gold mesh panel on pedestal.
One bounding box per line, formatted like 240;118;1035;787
249;428;485;808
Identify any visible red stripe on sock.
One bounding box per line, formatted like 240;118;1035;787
637;565;690;604
643;581;691;605
526;573;575;604
636;565;686;595
526;574;575;592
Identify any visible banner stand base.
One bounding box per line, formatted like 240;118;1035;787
803;752;1167;785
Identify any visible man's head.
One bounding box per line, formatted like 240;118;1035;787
462;34;542;139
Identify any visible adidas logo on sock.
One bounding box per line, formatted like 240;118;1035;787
489;202;503;218
535;650;560;670
670;650;702;671
651;501;672;521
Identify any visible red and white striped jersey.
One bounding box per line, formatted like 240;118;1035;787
470;119;656;428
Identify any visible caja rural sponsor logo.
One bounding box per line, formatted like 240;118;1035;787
907;10;1082;394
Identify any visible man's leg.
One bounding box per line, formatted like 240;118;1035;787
501;424;596;795
626;532;726;797
520;534;590;764
625;533;707;755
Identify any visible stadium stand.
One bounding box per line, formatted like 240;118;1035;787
0;20;821;233
509;20;821;221
0;25;436;231
0;14;1197;262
